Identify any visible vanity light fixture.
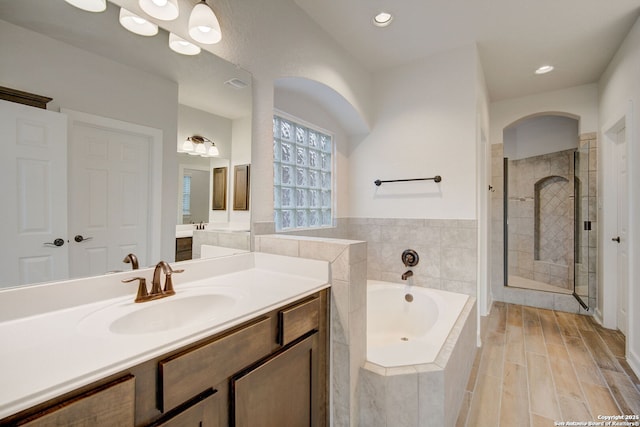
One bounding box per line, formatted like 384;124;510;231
535;65;554;75
373;12;393;27
169;33;201;55
64;0;106;13
189;0;222;45
182;135;219;157
138;0;179;21
119;8;159;36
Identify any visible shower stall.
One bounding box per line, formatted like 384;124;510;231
503;116;596;309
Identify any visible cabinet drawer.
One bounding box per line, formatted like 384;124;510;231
19;375;135;427
176;237;193;251
152;390;219;427
159;317;272;412
278;296;319;346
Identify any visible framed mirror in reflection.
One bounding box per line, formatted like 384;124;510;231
0;0;252;289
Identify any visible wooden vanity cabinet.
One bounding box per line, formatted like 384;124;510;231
232;333;319;427
3;375;136;427
175;237;193;261
1;289;328;427
149;390;219;427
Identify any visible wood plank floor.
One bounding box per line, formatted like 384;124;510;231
458;302;640;427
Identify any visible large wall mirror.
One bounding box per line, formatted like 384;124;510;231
0;0;252;289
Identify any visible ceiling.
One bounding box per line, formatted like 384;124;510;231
293;0;640;101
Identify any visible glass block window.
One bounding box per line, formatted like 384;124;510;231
274;114;333;231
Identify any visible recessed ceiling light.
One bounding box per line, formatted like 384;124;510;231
535;65;554;75
373;12;393;27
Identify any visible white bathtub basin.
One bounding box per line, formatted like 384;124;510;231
367;281;469;367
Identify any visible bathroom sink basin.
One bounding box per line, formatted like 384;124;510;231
110;294;236;334
77;287;244;336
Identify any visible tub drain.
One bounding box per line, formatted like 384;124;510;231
405;293;413;302
400;337;409;341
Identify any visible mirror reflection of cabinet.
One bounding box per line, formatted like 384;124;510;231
233;165;250;211
212;167;228;210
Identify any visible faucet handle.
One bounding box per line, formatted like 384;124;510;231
163;268;184;295
122;277;149;303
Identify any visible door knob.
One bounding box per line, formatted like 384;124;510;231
44;238;65;247
612;236;621;243
74;235;93;243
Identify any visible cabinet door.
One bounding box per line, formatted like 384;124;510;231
153;391;219;427
232;334;317;427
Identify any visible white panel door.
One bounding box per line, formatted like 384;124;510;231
0;100;68;288
615;126;629;335
67;113;152;278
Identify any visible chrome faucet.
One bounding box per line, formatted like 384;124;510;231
122;253;139;270
122;261;183;303
402;270;413;280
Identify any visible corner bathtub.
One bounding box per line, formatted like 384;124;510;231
360;280;477;427
367;281;470;367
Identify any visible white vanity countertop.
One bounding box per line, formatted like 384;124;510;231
0;252;329;419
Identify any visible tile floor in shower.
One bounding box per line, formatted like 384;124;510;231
458;302;640;427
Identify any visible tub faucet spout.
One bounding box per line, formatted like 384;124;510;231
402;270;413;280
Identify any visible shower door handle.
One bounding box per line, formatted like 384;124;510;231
612;236;621;243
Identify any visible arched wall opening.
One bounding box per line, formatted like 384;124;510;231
502;113;594;305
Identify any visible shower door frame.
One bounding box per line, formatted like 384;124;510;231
502;151;590;309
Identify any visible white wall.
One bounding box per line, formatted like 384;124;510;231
177;0;374;225
177;105;252;226
177;105;232;224
348;45;480;219
503;116;579;159
274;87;350;219
598;15;640;375
476;50;491;318
178;104;233;157
491;84;599;146
230;116;252;225
0;19;179;262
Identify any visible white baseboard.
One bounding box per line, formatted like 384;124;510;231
627;348;640;380
593;307;604;326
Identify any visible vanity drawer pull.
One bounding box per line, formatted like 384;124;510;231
158;317;271;413
278;297;320;346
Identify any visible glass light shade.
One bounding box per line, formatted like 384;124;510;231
169;33;201;55
119;8;158;36
139;0;179;20
188;1;222;45
64;0;106;13
195;142;207;155
207;144;219;156
182;138;195;152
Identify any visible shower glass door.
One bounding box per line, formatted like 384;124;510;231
573;143;590;310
